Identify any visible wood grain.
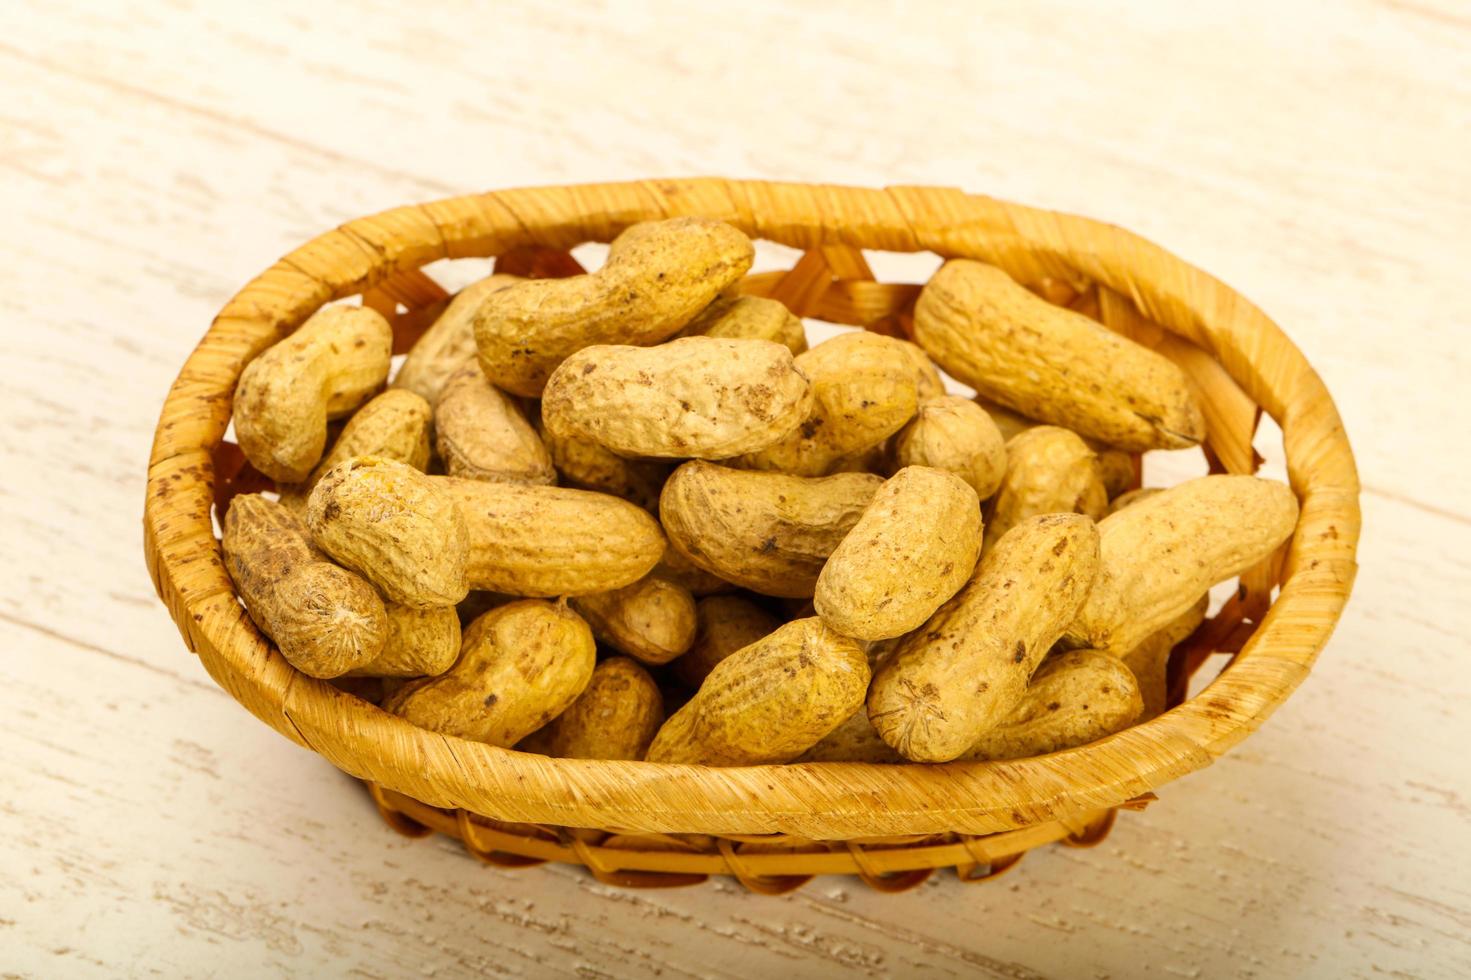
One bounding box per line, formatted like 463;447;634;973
1;1;1468;976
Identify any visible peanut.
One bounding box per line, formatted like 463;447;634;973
435;368;555;485
522;657;664;760
678;294;807;355
894;338;947;402
737;331;919;476
653;544;734;597
984;426;1107;551
797;707;904;764
542;337;813;460
439;477;665;596
868;513;1101;762
645;618;869;766
916;260;1204;451
348;603;461;678
542;424;670;512
570;574;698;666
222;493;386;678
278;388;433;514
1119;594;1209;722
815;467;982;641
306;456;470;608
977;396;1134;500
674;594;781;688
475;217;754;396
891;396;1006;499
958;649;1143;761
659;461;884;598
233;305;394;482
1062;475;1298;655
1106;486;1162;516
392;273;521;406
384;600;595;746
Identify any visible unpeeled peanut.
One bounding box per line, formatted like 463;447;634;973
1119;593;1209;721
384;600;595;746
435;368;555;485
1106;486;1162;516
233;305;394;482
475;217;754;396
675;594;781;687
659;461;884;598
738;331;919;476
438;477;665;596
306;456;470;608
541;424;670;512
891;396;1006;499
815;467;982;641
797;707;904;764
541;337;813;459
984;426;1107;551
522;657;664;760
646;618;869;766
222;493;386;678
678;294;807;355
916;260;1204;451
392;273;521;406
570;575;698;666
277;388;432;514
349;603;461;679
958;649;1143;761
868;513;1101;762
1062;475;1298;655
977;396;1135;500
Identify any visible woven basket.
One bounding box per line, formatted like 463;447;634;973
144;178;1360;893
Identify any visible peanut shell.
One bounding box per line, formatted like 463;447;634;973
475;217;754;396
916;260;1204;451
868;513;1101;762
815;466;983;641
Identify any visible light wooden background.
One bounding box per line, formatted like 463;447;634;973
3;1;1469;977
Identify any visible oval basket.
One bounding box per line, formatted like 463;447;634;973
144;178;1360;893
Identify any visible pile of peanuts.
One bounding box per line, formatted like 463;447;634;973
224;217;1298;766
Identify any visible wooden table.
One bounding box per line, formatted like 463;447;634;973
3;2;1468;976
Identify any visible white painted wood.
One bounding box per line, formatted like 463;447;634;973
1;1;1468;976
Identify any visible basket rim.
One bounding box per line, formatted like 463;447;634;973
143;177;1361;839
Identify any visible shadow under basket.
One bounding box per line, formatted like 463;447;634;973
144;178;1360;893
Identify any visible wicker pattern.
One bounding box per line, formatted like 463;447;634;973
144;179;1359;889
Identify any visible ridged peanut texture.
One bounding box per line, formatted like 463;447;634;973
435;368;555;485
222;494;386;678
959;649;1143;761
646;618;870;766
306;456;470;608
915;260;1204;451
675;594;781;687
542;337;813;459
233;305;394;482
677;295;807;355
738;332;919;476
475;217;754;396
393;273;520;406
570;575;698;665
522;657;664;761
277;388;432;514
1063;475;1298;654
985;426;1107;550
660;461;883;597
438;477;665;596
815;466;982;641
891;396;1007;499
384;600;596;746
868;513;1101;762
